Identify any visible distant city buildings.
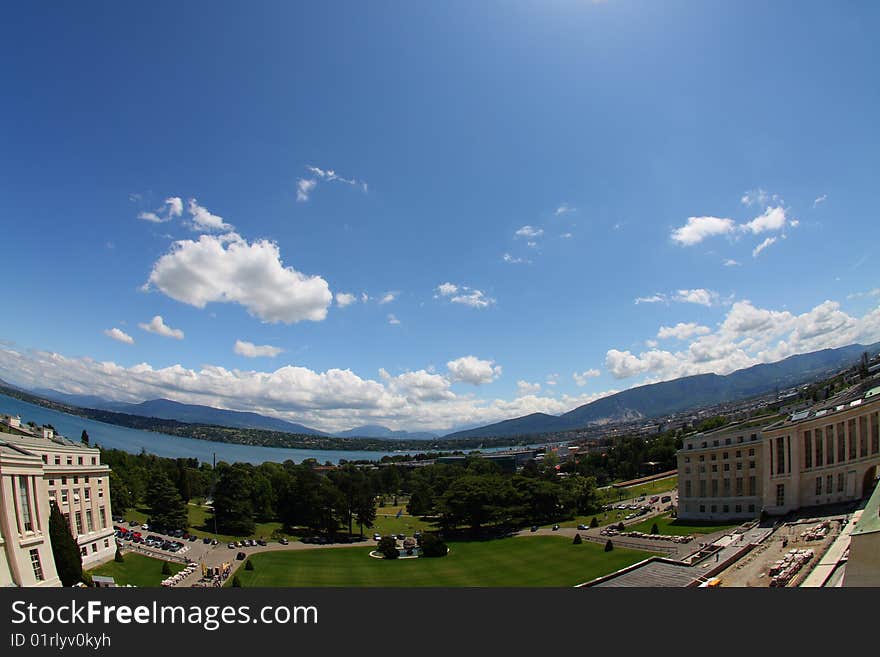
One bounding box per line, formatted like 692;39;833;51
1;416;115;587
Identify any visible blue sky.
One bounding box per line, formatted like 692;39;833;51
1;1;878;433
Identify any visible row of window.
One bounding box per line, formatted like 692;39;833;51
684;460;757;475
802;414;880;470
80;538;111;557
41;453;99;466
695;503;756;514
61;506;108;535
686;433;760;449
49;486;105;505
685;447;757;462
684;476;758;498
48;475;100;486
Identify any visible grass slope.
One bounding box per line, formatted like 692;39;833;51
230;536;654;587
624;513;741;536
88;553;185;587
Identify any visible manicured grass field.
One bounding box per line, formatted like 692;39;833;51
598;476;678;505
124;504;286;542
88;553;185;587
624;513;741;536
229;536;655;587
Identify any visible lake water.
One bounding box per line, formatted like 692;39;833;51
0;393;479;465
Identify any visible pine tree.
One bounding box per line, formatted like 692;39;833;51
48;502;83;586
147;470;187;531
604;539;614;552
80;430;89;446
114;548;125;563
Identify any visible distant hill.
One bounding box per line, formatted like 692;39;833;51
333;424;439;440
28;393;328;436
443;342;880;439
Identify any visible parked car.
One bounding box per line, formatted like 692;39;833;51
257;539;267;546
203;537;213;544
577;524;588;530
530;526;538;532
552;524;560;531
661;495;672;503
373;533;381;541
279;538;289;545
228;543;236;549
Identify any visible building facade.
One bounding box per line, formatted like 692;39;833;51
676;421;767;521
760;387;880;516
0;416;115;586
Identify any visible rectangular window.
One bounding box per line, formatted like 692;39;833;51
776;437;786;475
711;504;717;513
99;507;106;528
815;427;824;467
723;463;730;471
804;430;813;469
837;423;846;462
722;504;729;513
837;473;844;492
42;454;47;464
104;538;110;549
29;549;44;581
18;476;34;532
735;504;742;513
735;450;741;458
685;480;692;497
711;464;718;473
699;480;707;497
711;454;717;461
91;543;97;553
748;504;755;513
48;479;54;486
85;509;93;533
723;479;731;496
92;457;97;465
776;483;785;507
699;505;705;513
723;452;729;459
749;460;756;470
80;547;87;557
78;456;83;465
826;475;833;496
54;456;61;465
84;488;90;501
685;466;691;474
859;416;868;457
749;476;757;496
872;412;879;454
711;480;719;497
736;462;742;470
98;488;104;498
816;476;822;496
826;426;835;465
73;476;78;485
66;456;72;465
736;477;744;496
74;511;83;535
748;448;755;457
848;420;857;460
61;476;67;485
61;490;68;504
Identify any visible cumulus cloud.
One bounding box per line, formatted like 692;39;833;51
635;289;721;307
752;236;777;258
502;253;529;264
146;232;333;324
740;206;791;235
187;198;234;232
554;203;575;216
670;216;736;246
387;314;401;325
335;292;357;308
137;197;183;223
635;294;666;305
103;328;134;344
234;340;284;358
446;356;502;385
740;188;769;207
604;298;880;383
572;369;600;386
378;291;398;305
515;225;544;239
516;380;542;395
436;283;496;309
723;259;741;267
296;178;317;202
137;315;184;340
657;322;711;341
436;283;458;297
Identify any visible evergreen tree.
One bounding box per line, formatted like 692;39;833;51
650;523;659;535
80;430;89;446
573;533;582;545
48;502;83;586
114;548;125;563
590;517;599;528
212;465;255;536
147;470;187;531
231;575;242;587
244;560;254;571
108;470;132;516
161;561;172;576
604;539;614;552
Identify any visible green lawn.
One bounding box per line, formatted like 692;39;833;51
229;536;655;587
598;476;678;505
624;513;741;536
124;504;286;543
88;553;185;587
556;508;633;529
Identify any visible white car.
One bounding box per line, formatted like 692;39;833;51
373;534;381;541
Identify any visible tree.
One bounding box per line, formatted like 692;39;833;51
573;533;582;545
80;430;89;446
146;470;187;531
590;517;599;528
617;522;625;532
161;561;172;576
650;523;659;535
419;533;448;558
212;465;255;536
114;548;125;563
377;536;399;559
604;539;614;552
108;470;132;516
231;575;242;587
48;501;83;586
244;560;254;571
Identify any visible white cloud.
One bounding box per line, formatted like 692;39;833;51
296;165;367;202
296;178;317;202
740;206;790;235
752;236;777;258
516;380;542;395
670;216;736;246
554;203;575;216
545;373;559;386
360;292;370;303
635;294;666;305
379;291;398;305
740;188;769;207
187;198;234;232
560;233;573;239
146;232;333;324
502;253;529;264
451;289;495;308
657;322;711;341
234;340;284;358
137;315;184;340
847;288;880;300
387;314;401;325
436;283;458;297
572;369;600;386
137;197;183;223
673;289;719;307
723;259;741;267
446;356;502;385
335;292;357;308
103;328;134;345
515;225;544;239
813;194;827;207
645;339;659;348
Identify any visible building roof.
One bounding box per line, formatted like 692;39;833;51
764;385;880;432
851;477;880;537
0;429;94;452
